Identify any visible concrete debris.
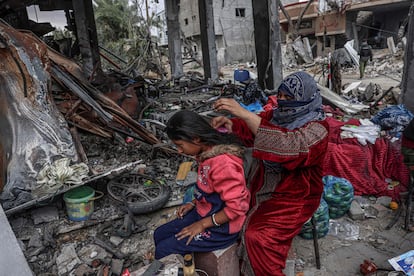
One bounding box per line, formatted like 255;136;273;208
31;206;59;225
56;244;82;275
292;36;313;64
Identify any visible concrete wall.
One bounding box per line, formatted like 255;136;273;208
180;0;201;36
180;0;255;66
214;0;255;65
154;11;168;46
374;9;408;43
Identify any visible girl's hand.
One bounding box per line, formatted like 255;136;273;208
177;202;194;219
175;221;206;245
211;116;233;133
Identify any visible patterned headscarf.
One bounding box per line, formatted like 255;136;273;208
271;71;325;130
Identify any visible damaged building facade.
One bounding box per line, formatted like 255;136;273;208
279;0;412;58
157;0;412;66
177;0;255;66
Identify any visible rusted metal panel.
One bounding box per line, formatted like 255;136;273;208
0;21;78;210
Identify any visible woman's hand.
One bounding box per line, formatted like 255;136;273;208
213;98;250;119
213;98;262;135
177;202;194;219
211;116;233;133
175;221;206;245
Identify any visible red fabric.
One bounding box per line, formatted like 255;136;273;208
323;117;409;200
245;195;320;276
232;116;329;275
322;105;345;117
254;121;329;198
263;95;278;111
231;115;409;275
402;136;414;149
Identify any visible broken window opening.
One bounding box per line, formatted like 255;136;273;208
236;8;245;17
325;36;331;47
298;20;312;30
184;18;188;25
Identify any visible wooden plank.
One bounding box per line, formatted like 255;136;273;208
176;161;194;181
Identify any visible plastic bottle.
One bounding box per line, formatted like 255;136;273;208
183;254;195;276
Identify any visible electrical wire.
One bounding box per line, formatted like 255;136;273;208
195;268;209;276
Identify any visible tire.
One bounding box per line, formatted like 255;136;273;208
107;172;171;214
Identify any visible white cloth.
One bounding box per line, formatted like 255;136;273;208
340;119;380;145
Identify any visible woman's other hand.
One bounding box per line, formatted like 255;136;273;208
211;116;233;133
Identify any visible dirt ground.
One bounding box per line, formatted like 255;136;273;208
290;203;412;275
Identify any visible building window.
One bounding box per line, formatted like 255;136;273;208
192;15;196;21
184;18;189;25
193;45;197;52
325;37;331;47
298;20;312;30
235;8;245;17
159;32;162;38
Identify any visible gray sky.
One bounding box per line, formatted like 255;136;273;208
26;5;67;30
26;1;165;31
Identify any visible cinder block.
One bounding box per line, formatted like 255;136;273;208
283;259;295;276
349;200;365;220
194;243;239;276
283;243;296;276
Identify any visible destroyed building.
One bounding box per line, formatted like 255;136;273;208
177;0;256;66
156;0;412;67
279;0;412;57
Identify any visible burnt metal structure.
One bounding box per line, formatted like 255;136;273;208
0;0;103;81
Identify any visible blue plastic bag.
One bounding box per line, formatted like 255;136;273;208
323;175;354;219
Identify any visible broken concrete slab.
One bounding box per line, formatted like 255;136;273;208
318;84;370;114
0;204;33;275
348;200;365;221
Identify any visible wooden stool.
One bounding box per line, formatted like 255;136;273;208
194;243;239;276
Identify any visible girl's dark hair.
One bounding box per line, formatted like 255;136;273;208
165;110;240;146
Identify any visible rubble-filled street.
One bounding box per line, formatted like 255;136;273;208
5;51;414;275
